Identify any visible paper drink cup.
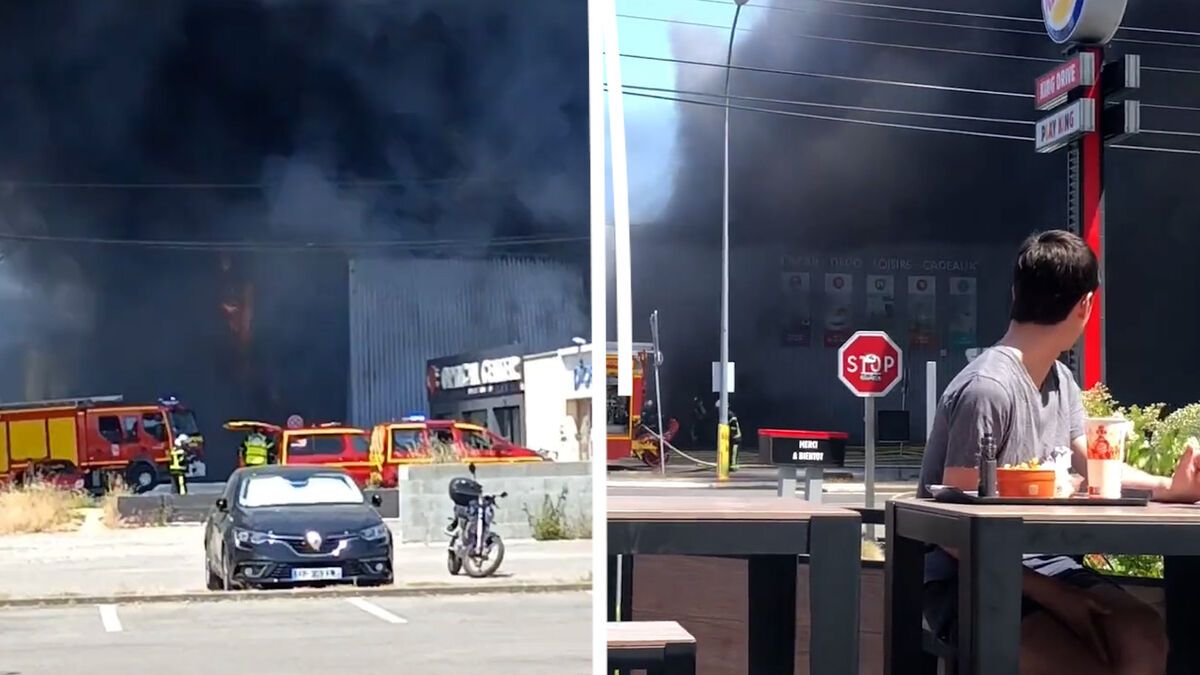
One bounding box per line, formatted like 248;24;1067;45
1084;417;1130;499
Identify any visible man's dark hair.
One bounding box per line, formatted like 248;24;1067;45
1010;230;1100;325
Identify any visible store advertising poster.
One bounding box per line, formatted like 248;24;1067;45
823;272;854;347
865;274;895;333
908;275;937;348
780;272;812;347
948;276;977;348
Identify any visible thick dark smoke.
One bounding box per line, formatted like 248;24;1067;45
619;1;1200;439
0;0;588;471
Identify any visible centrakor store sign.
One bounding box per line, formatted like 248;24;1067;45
1042;0;1128;45
427;354;523;399
1036;98;1095;153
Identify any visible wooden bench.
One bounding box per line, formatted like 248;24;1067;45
607;621;697;675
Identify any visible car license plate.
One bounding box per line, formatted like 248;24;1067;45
291;567;342;581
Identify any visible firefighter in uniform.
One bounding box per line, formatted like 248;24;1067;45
240;431;273;467
169;434;190;495
726;404;743;471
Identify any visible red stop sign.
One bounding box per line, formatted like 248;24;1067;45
838;331;904;397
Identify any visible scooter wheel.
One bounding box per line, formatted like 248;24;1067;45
447;550;462;576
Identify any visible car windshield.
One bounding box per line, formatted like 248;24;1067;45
170;409;201;436
239;474;363;508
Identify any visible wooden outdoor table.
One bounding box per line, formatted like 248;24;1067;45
607;621;697;674
609;494;862;675
885;497;1200;675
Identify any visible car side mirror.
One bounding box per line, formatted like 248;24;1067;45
215;498;228;512
468;462;477;476
370;493;383;507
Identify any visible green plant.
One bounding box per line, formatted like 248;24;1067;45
1078;384;1200;580
524;487;590;541
1084;554;1163;579
1080;383;1165;470
1148;404;1200;475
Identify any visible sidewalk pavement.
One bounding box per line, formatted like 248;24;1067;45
0;523;591;601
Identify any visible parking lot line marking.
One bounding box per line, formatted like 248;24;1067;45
98;604;122;633
344;597;407;624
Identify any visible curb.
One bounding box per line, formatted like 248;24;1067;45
0;580;592;608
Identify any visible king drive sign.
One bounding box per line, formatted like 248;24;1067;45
838;331;903;398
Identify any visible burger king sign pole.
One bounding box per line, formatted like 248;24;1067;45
1036;0;1141;390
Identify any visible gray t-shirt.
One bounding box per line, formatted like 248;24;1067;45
920;345;1086;582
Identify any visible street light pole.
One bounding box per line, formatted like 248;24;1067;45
718;0;747;481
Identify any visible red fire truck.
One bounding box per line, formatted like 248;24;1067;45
605;348;679;466
367;417;546;487
0;394;204;493
225;420;374;486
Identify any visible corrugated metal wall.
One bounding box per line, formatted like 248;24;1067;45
348;256;588;428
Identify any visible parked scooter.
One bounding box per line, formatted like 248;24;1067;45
446;463;507;578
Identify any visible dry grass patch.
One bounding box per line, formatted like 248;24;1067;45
0;483;90;534
101;477;131;529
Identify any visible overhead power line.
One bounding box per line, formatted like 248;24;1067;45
692;0;1044;37
618;83;1193;138
620;11;1200;76
0;176;506;190
1112;143;1200;156
622;88;1031;140
618;87;1200;156
684;0;1200;49
618;13;1059;65
617;83;1034;125
1143;102;1200;113
621;52;1200;114
793;0;1200;38
621;52;1033;99
0;232;588;251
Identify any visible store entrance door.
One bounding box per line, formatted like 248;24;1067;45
564;398;590;461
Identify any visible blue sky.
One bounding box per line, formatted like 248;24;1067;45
606;0;758;223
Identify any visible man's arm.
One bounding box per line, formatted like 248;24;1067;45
938;377;1010;491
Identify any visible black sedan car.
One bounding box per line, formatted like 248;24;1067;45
204;465;393;590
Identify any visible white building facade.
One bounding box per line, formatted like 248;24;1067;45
521;344;597;463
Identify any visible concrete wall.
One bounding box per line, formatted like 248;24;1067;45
116;462;592;545
117;491;401;524
394;461;591;544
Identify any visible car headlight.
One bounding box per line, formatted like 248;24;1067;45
233;528;272;549
359;524;390;542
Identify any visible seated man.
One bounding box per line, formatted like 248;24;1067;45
919;230;1200;675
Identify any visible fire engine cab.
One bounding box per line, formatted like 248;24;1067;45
0;394;205;493
225;420;373;486
367;416;545;487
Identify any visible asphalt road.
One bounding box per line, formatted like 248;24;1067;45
0;592;590;674
0;525;591;600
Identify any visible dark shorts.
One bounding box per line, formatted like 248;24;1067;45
923;566;1114;643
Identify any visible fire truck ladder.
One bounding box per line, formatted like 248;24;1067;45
0;394;125;412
